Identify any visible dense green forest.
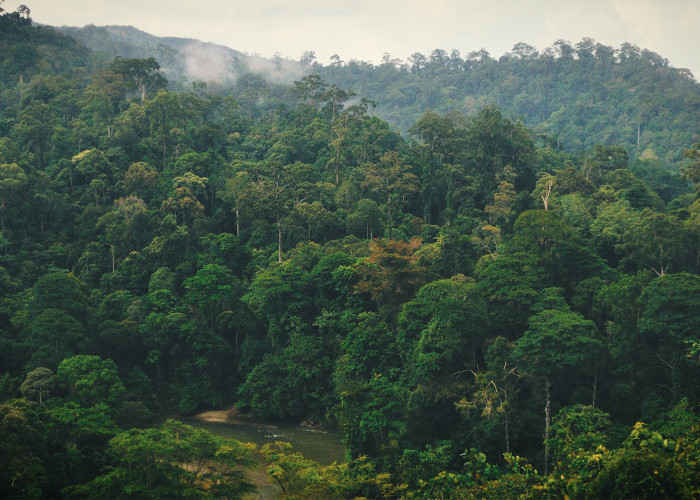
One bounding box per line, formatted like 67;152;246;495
314;41;700;165
1;5;700;498
60;24;700;166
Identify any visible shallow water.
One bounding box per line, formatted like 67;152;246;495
181;417;347;465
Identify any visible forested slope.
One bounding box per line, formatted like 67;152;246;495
315;40;700;165
58;24;304;88
58;24;700;166
1;8;700;498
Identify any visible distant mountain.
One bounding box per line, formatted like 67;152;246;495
312;41;700;165
57;24;304;88
55;25;700;166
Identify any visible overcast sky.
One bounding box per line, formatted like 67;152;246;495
7;0;700;79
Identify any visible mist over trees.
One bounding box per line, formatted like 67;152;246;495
62;25;700;167
1;5;699;498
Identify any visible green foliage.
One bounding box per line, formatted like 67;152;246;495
465;105;536;205
0;18;698;498
183;263;240;330
0;401;46;498
475;251;541;337
47;401;119;438
682;142;700;191
510;210;606;290
456;337;519;458
639;273;700;345
548;405;611;463
20;367;55;404
588;447;692;499
245;261;313;333
398;275;485;362
56;355;125;407
238;330;335;420
109;56;167;101
315;42;700;166
64;419;255;499
546;405;611;497
396;440;458;490
359;151;419;239
587;422;694;499
619;209;690;276
24;309;84;369
260;441;404;499
26;271;90;321
515;291;602;381
353;238;426;318
335;372;407;460
310;252;359;310
637;273;700;402
468;453;545;499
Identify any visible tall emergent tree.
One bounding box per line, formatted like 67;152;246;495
515;289;602;474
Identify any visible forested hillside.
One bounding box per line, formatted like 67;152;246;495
58;24;304;88
315;40;700;165
1;7;700;498
60;24;700;167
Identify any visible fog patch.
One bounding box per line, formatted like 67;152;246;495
180;41;303;87
183;42;242;84
244;54;304;84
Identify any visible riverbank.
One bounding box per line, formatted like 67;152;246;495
185;406;346;464
189;406;280;498
188;406;345;499
192;405;241;423
192;405;333;431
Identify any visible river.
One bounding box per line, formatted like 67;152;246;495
181;415;347;466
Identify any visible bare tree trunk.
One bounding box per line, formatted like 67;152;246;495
592;362;598;408
544;378;551;475
235;209;240;237
505;412;510;454
277;213;282;262
637;123;641;149
387;195;392;240
541;180;552;211
108;243;115;272
504;383;511;454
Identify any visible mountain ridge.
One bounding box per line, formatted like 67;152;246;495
55;24;700;166
57;24;303;86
